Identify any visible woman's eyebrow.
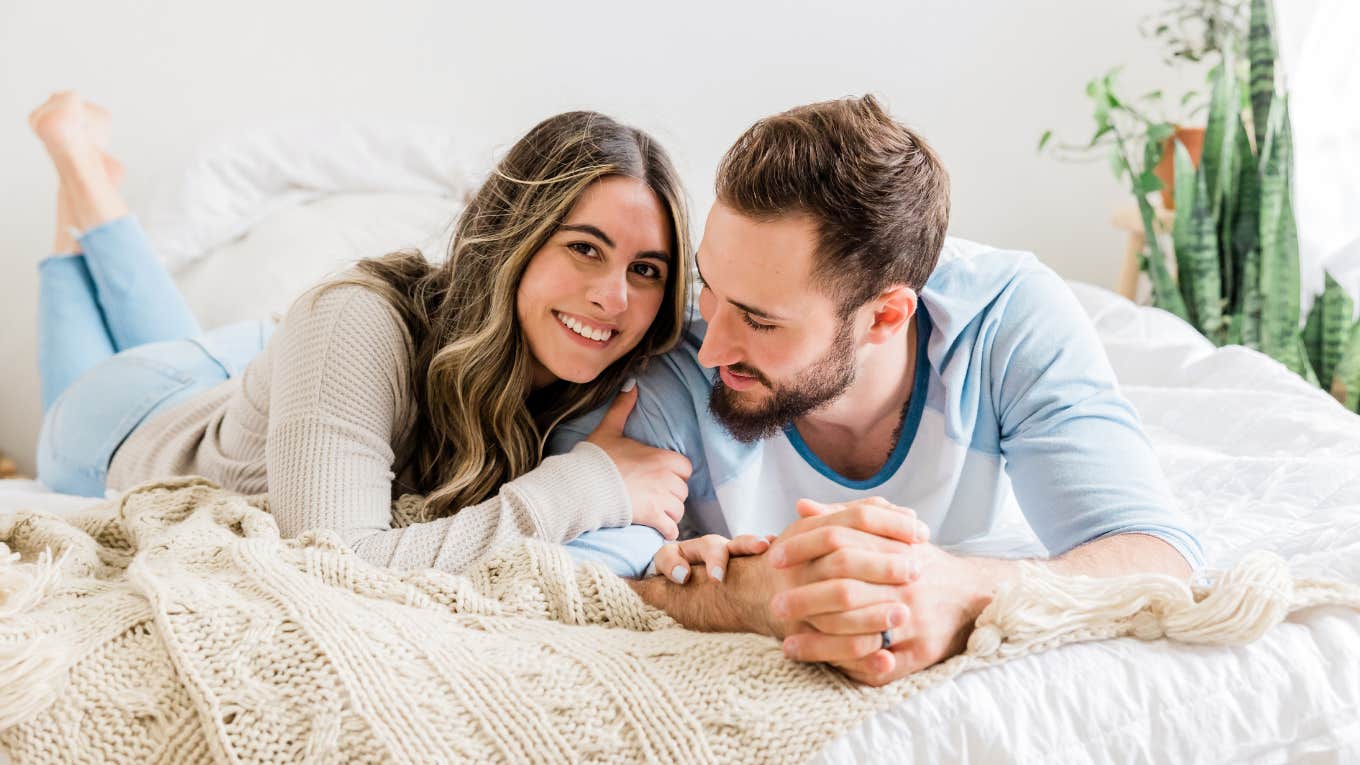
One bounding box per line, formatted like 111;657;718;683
559;223;614;248
561;223;672;264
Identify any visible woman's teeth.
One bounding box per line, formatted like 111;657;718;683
556;312;615;342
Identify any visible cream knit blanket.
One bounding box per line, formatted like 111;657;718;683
2;478;1358;764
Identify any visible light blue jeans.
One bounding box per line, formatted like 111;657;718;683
36;216;271;497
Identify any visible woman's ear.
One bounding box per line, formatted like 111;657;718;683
863;286;916;344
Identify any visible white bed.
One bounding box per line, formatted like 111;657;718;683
3;127;1358;763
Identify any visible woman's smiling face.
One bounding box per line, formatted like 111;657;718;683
516;175;674;388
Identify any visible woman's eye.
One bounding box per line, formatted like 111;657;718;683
631;262;664;280
568;242;598;258
741;312;775;332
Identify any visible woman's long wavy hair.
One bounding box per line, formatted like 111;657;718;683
326;112;691;520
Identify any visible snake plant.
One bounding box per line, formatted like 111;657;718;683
1052;0;1360;407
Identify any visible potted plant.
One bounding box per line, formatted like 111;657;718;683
1046;0;1360;411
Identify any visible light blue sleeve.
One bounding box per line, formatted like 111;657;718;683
989;268;1206;569
548;338;713;579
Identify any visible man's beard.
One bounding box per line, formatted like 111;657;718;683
708;317;857;444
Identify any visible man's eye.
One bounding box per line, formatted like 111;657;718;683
568;242;598;258
742;312;775;332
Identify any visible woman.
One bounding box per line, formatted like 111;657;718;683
28;91;699;573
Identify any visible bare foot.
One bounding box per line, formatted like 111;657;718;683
30;92;129;230
28;91;109;163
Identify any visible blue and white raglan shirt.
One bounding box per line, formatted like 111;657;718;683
551;237;1205;578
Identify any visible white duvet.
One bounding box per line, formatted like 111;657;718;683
5;126;1359;763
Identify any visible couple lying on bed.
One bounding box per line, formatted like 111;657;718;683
28;90;1203;687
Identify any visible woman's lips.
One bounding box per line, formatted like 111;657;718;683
554;310;617;348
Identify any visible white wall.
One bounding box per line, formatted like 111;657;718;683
0;0;1231;470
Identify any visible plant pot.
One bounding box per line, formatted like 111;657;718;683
1154;126;1206;209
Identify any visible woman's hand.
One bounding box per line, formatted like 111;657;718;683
586;382;692;540
653;533;777;584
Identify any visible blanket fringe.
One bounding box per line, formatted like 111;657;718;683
967;550;1360;657
0;544;71;730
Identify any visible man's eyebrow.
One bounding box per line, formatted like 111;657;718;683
695;257;783;321
561;223;672;264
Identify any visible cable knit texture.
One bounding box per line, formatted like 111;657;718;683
105;282;632;573
3;479;1358;764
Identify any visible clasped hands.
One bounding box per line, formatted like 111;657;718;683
652;497;988;686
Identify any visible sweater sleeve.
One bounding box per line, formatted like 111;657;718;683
264;283;632;573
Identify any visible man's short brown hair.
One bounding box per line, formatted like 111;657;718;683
714;95;950;314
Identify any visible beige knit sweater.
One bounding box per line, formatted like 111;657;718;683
105;282;631;573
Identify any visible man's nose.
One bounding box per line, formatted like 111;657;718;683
589;269;628;315
696;309;740;369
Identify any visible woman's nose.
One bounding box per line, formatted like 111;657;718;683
589;270;629;315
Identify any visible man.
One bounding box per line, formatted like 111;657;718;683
552;95;1203;687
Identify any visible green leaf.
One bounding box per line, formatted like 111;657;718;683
1249;0;1278;151
1202;55;1239;211
1174;161;1224;340
1172;139;1198;253
1136;170;1164;195
1331;322;1360;409
1147;122;1175;143
1137;193;1190;322
1038;130;1054;153
1303;289;1325;380
1319;272;1354;386
1142;137;1166;176
1258;97;1302;371
1230;114;1261;334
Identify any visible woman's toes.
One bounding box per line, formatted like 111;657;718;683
29;92;91;150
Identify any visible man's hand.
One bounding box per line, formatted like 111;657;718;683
768;497;999;686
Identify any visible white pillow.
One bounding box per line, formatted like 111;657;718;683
175;191;458;330
141;120;482;272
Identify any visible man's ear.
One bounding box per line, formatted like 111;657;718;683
863;285;917;345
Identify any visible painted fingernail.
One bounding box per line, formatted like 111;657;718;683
768;547;785;567
710;566;724;582
771;595;788;618
621;377;637;392
891;606;909;627
671;565;689;584
908;560;921;578
782;637;799;656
